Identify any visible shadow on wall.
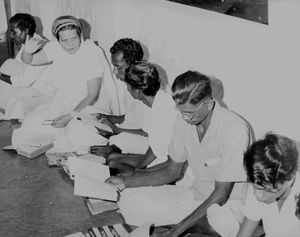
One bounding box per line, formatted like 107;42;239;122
139;42;170;92
33;16;44;38
210;75;256;141
78;18;91;40
154;63;170;93
210;75;227;109
140;41;150;61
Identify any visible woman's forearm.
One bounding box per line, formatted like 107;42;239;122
74;77;101;112
73;95;98;112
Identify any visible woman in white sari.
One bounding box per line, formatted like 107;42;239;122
12;15;105;148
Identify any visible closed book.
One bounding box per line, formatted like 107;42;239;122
3;142;53;159
85;197;118;215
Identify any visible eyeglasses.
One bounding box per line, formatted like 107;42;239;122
180;101;205;120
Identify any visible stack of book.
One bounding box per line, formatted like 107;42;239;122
84;197;119;215
65;223;132;237
3;133;54;159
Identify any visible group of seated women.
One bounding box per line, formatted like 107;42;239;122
1;13;299;237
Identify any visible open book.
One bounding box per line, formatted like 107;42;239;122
84;197;118;215
68;156;118;201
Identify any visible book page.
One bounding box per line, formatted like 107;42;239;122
78;153;106;165
68;156;109;181
74;174;118;201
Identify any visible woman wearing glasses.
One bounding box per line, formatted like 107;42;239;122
237;133;300;237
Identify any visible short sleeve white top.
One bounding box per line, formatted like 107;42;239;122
244;172;300;237
143;89;178;166
169;101;252;201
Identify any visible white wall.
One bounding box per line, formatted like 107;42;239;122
97;0;300;141
0;0;7;36
10;0;300;141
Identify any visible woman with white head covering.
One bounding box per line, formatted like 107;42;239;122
12;15;106;150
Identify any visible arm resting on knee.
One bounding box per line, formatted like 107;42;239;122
172;181;235;236
123;156;185;188
236;217;259;237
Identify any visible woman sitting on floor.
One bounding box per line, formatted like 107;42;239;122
106;60;178;173
237;133;300;237
12;15;105;148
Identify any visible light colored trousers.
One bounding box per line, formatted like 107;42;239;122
118;185;244;237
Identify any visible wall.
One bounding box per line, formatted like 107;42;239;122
102;0;300;141
10;0;300;141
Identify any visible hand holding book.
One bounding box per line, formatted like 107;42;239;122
105;176;126;192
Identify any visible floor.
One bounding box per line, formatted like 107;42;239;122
0;121;124;237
